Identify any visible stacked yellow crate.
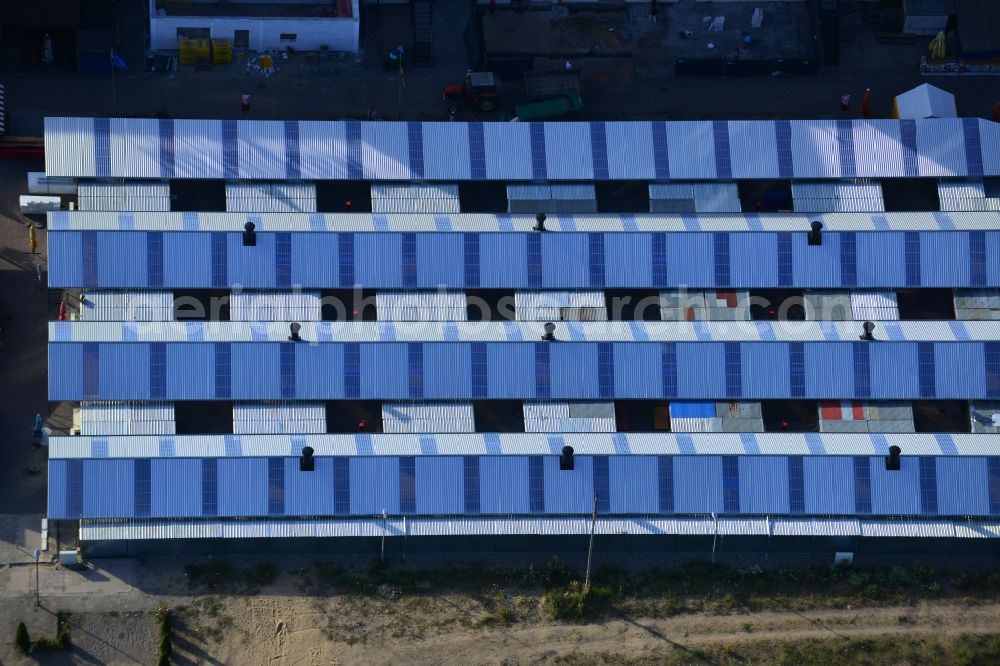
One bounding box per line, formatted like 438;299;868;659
212;39;232;64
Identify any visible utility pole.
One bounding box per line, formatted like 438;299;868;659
380;509;387;563
34;549;41;607
584;493;597;591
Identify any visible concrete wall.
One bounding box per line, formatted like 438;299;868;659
820;401;915;433
150;11;359;52
660;290;750;321
954;289;1000;321
971;402;1000;434
803;291;853;320
715;401;764;433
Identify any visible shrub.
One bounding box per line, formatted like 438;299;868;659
155;601;172;664
245;562;279;588
536;556;575;589
15;622;29;654
544;582;592;620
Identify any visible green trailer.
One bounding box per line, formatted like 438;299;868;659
511;94;583;121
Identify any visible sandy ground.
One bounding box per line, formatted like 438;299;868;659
2;590;1000;665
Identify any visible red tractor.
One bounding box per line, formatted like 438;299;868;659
442;72;499;112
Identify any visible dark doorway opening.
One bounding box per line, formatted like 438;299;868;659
171;179;227;212
614;400;671;432
605;289;662;321
761;400;820;432
175;401;234;434
466;289;516;321
316;181;372;212
738;179;793;212
321;289;377;321
896;289;955;320
174;289;231;321
748;289;806;321
913;400;970;433
459;181;510;213
882;178;940;212
473;400;525;432
595;181;651;213
326;400;383;433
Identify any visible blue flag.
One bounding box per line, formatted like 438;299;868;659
111;51;127;72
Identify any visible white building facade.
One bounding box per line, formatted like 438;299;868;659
149;0;360;53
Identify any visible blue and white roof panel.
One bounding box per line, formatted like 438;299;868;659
44;117;1000;180
48;211;1000;232
47;320;1000;343
47;432;1000;459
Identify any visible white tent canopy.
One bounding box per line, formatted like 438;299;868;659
892;83;957;119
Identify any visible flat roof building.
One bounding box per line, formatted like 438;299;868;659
42;117;1000;555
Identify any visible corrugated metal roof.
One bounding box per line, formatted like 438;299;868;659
47;211;1000;233
382;402;476;433
79;516;1000;541
77;182;171;212
43;117;1000;180
938;181;1000;212
80;402;175;435
229;291;322;321
48;433;1000;459
371;184;461;213
233;402;326;434
375;292;467;321
49;320;1000;343
850;291;900;321
791;182;885;213
225;183;317;213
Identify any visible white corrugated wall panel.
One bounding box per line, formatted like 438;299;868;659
229;291;322;321
791;182;885;213
693;183;741;212
851;291;900;321
78;182;171;212
232;402;326;434
649;183;695;199
109;118;160;179
80;402;176;435
550;184;596;200
376;292;467;321
78;291;174;321
670;417;717;433
523;402;616;433
382;402;476;433
226;183;317;213
938;181;1000;212
516;291;606;321
370;183;461;213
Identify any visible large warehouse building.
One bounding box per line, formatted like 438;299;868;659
42;116;1000;555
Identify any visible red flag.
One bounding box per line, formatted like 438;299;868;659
859;88;872;118
57;300;67;321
